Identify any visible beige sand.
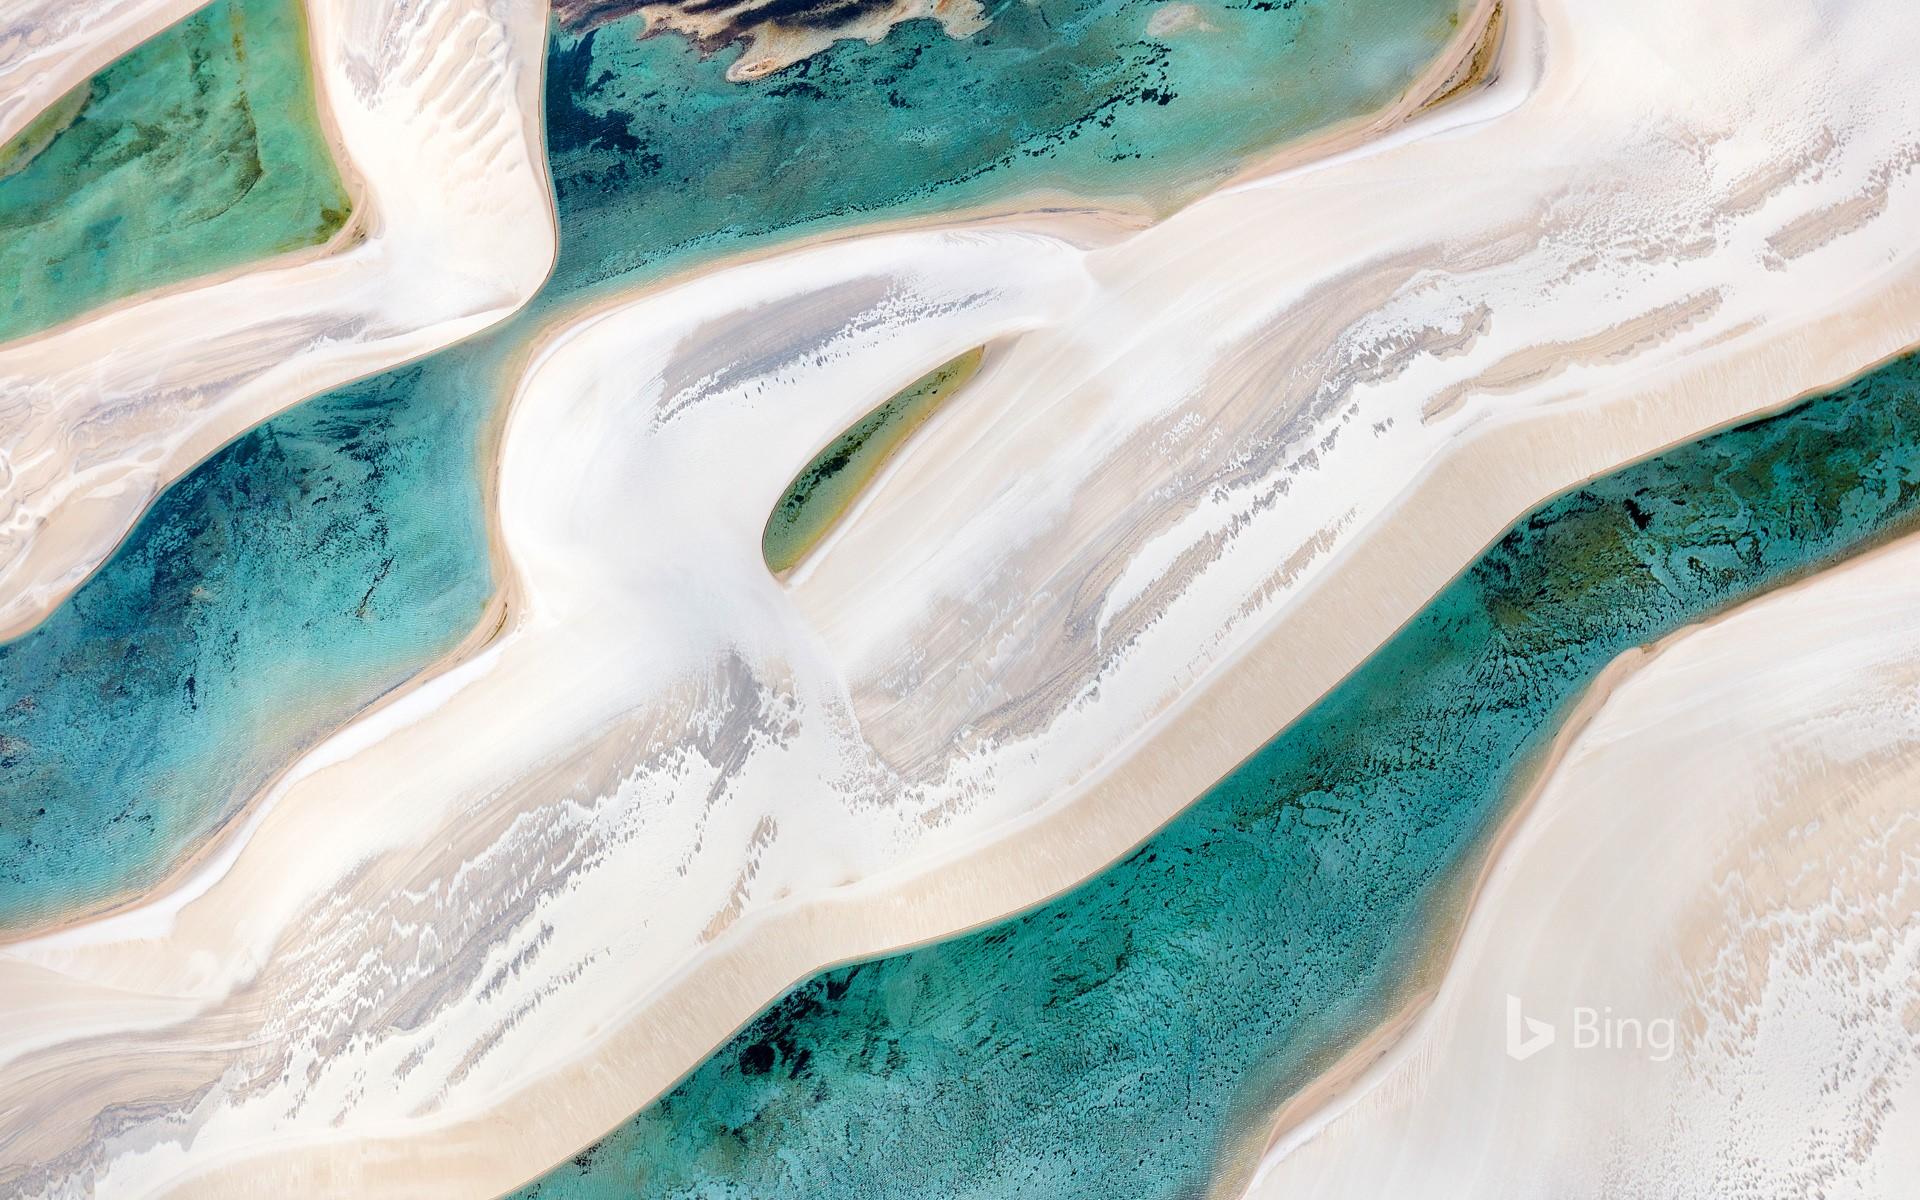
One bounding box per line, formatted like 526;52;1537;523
1243;532;1920;1197
0;0;555;642
7;0;1920;1194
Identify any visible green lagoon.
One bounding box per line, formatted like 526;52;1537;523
0;0;348;344
763;348;984;574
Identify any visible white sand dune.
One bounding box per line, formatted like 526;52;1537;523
1245;534;1920;1198
0;0;554;641
6;0;1920;1194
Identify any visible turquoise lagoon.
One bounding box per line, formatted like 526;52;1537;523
511;356;1920;1199
0;0;349;344
4;2;1919;1193
1;0;1466;926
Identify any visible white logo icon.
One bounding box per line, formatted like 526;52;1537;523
1505;993;1556;1061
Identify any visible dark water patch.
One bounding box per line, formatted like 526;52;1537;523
510;353;1920;1198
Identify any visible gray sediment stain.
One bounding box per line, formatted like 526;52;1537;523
762;346;985;575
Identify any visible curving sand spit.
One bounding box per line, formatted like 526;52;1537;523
6;0;1920;1194
1243;533;1920;1197
0;0;554;642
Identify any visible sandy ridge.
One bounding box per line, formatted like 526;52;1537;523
1242;530;1920;1196
0;0;556;644
8;0;1920;1193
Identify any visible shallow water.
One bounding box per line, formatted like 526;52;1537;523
763;348;984;574
0;0;348;344
545;0;1468;297
510;355;1920;1199
0;0;1464;929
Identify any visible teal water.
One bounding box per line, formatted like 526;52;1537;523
508;356;1920;1199
0;364;493;929
1;0;1465;927
544;0;1468;297
0;0;349;344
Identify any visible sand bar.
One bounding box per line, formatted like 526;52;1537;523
7;0;1920;1193
0;0;554;643
1244;531;1920;1195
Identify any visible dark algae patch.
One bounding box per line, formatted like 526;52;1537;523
511;355;1920;1199
763;348;984;574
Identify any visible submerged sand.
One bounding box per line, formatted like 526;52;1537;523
1244;532;1920;1195
7;0;1920;1194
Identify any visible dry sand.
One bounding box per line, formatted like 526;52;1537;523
7;0;1920;1194
1243;532;1920;1196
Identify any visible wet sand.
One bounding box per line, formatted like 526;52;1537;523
1242;531;1920;1195
7;0;1920;1193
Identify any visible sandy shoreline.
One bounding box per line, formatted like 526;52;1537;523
7;0;1920;1193
1227;640;1652;1192
1239;527;1920;1183
1241;530;1920;1195
0;0;556;645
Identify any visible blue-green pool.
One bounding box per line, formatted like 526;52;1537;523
508;355;1920;1198
1;0;1466;929
0;0;349;344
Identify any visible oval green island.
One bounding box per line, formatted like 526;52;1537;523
762;347;986;575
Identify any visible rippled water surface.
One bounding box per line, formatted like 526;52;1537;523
513;355;1920;1199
